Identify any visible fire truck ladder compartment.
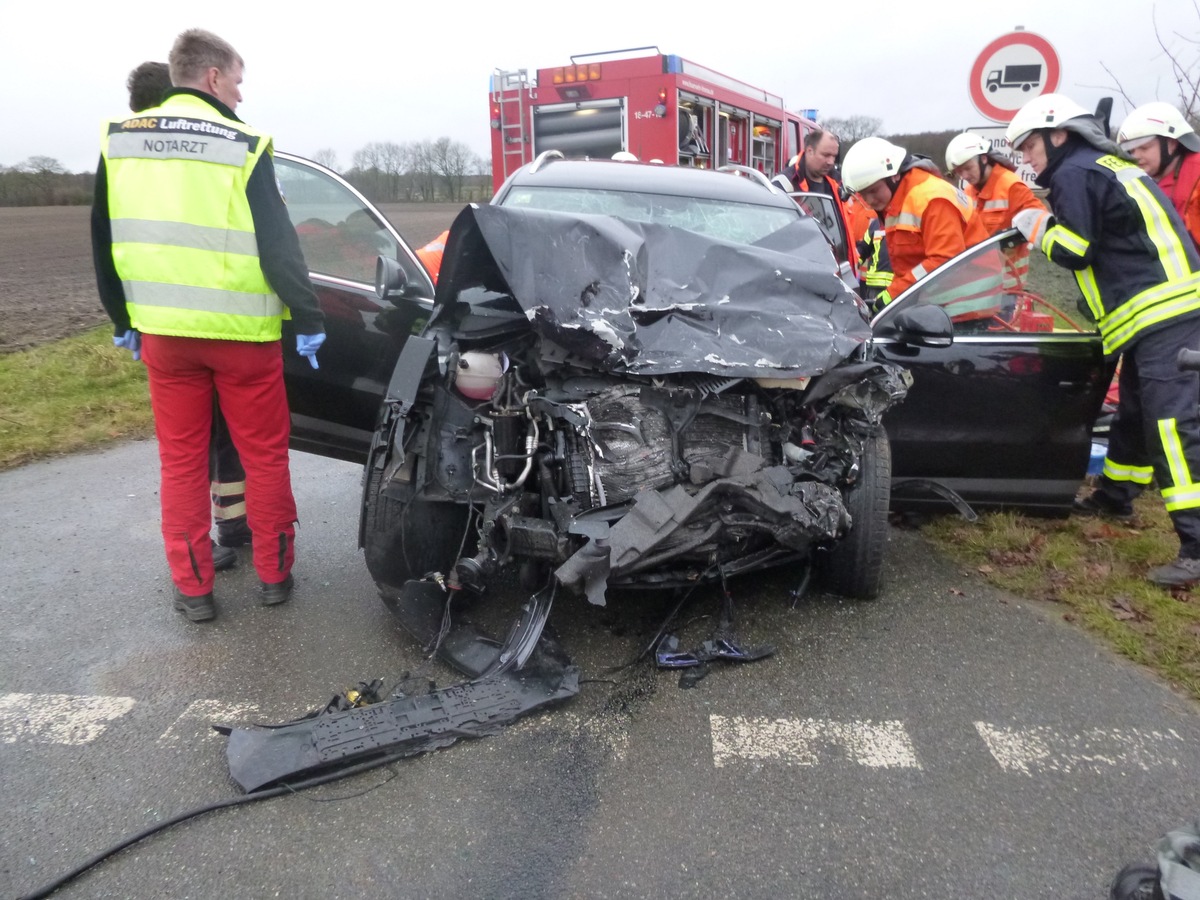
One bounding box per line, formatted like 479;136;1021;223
492;68;530;182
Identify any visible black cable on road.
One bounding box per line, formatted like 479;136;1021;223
14;750;415;900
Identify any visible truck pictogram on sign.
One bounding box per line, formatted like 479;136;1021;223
986;64;1042;93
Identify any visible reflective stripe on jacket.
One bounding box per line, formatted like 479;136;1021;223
883;167;988;297
1039;145;1200;356
100;93;285;342
862;218;893;289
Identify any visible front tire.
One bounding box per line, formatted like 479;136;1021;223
363;467;473;588
819;430;891;600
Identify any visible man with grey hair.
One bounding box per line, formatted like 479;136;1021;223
93;29;325;621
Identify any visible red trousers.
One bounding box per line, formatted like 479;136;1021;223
141;334;296;596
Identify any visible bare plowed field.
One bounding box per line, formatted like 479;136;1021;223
0;202;464;353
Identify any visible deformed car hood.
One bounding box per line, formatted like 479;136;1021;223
433;204;871;378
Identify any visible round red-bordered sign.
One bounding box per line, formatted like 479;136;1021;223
969;31;1061;123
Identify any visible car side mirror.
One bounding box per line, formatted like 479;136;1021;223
891;305;954;347
376;255;409;301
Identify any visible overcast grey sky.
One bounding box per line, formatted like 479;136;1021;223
0;0;1195;173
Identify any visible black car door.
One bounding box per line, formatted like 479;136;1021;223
273;152;435;463
872;229;1111;514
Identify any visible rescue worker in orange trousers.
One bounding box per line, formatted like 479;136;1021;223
1117;102;1200;251
841;137;988;312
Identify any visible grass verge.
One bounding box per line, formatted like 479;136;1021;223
0;325;154;469
921;494;1200;702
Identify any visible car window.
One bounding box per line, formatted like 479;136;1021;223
499;185;801;246
882;230;1098;336
790;191;848;266
274;155;401;284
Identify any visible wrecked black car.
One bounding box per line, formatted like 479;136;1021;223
366;157;910;617
273;152;1111;652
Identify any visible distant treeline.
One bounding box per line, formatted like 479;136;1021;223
883;131;961;166
0;158;95;206
0;130;976;209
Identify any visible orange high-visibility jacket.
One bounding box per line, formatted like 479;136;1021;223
967;163;1046;284
967;163;1046;235
883;166;988;297
416;229;450;284
1158;151;1200;251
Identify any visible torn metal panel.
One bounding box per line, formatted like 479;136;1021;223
222;654;579;793
435;204;872;378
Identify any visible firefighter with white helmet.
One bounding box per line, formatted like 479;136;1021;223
945;132;1046;237
1007;92;1200;586
1117;101;1200;248
841;136;987;311
945;131;1047;283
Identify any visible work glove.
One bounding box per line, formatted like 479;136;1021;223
113;328;141;361
1012;209;1052;247
871;291;892;316
296;332;326;369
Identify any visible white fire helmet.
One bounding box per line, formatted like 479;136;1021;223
1117;102;1200;153
945;133;992;170
841;137;907;192
1006;93;1090;151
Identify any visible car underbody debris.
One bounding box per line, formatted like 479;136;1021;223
219;640;578;793
653;571;775;687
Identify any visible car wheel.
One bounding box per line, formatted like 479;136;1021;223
363;467;474;588
819;429;891;600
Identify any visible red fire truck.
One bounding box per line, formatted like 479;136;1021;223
488;47;816;193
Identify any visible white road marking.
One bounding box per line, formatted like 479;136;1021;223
710;715;921;769
156;699;263;744
974;722;1186;775
0;692;136;746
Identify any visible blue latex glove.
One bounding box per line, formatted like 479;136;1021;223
296;332;326;369
113;329;141;361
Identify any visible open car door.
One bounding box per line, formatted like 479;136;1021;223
273;152;434;463
872;229;1112;514
787;190;857;289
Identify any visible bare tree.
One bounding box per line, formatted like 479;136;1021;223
349;143;386;200
821;115;884;143
18;156;67;204
1095;0;1199;124
429;137;481;202
311;148;339;171
377;142;406;202
409;140;439;201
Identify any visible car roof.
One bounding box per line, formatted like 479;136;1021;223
498;157;800;210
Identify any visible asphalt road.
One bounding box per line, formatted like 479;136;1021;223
3;441;1199;899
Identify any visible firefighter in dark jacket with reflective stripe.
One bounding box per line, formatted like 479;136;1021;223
1008;93;1200;586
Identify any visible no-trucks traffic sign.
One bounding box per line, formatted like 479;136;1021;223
969;30;1061;123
